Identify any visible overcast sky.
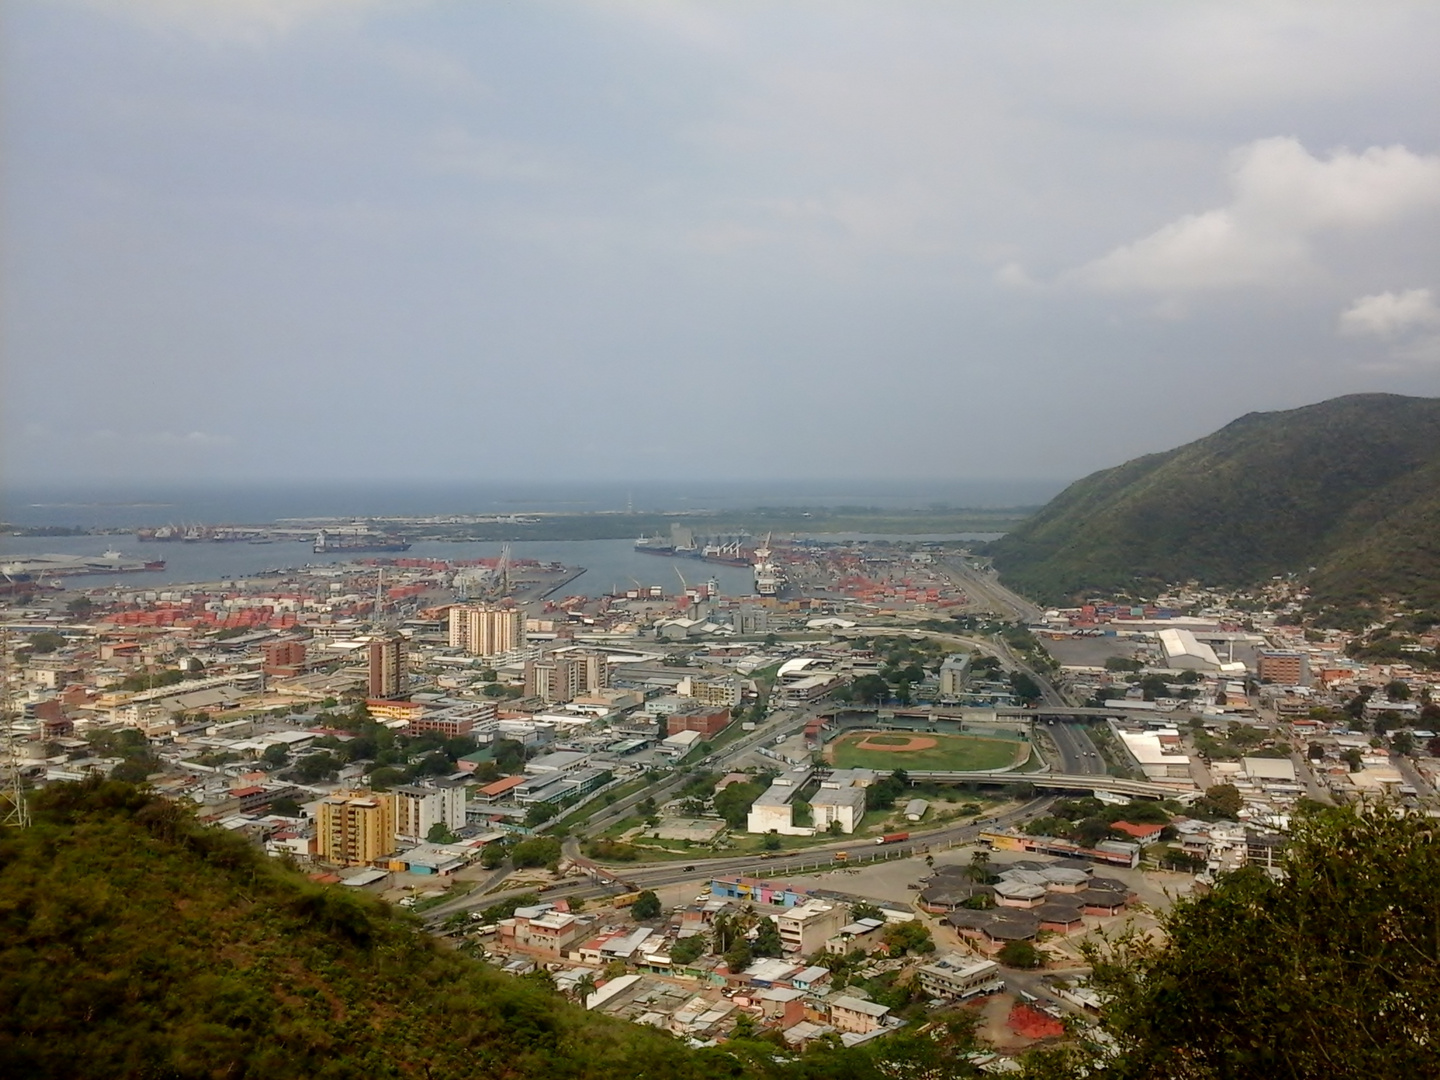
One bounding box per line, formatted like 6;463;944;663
4;1;1439;488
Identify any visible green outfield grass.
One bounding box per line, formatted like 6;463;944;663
828;730;1027;772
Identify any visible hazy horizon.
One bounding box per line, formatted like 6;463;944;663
0;476;1066;530
4;3;1439;488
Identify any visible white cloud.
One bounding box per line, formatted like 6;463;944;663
1233;138;1440;230
1075;207;1307;293
1339;288;1440;339
1071;138;1440;296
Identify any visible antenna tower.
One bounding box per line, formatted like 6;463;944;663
1;627;31;828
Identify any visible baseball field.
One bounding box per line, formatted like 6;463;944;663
825;729;1027;772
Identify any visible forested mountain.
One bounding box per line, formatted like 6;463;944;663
986;394;1440;612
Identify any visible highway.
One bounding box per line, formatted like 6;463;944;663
939;557;1044;624
424;716;1110;928
423;700;826;922
425;568;1112;926
424;789;1054;928
576;701;818;837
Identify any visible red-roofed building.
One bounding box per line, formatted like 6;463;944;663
1110;821;1165;842
476;775;527;802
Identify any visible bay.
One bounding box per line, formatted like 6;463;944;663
0;533;998;599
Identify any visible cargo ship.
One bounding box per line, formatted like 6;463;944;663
634;534;675;556
634;534;753;568
313;529;411;554
1;551;166;579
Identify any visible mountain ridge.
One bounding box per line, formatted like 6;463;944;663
986;393;1440;612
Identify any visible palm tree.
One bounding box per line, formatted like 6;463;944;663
967;848;991;883
574;973;597;1005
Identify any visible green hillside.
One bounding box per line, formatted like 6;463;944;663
986;394;1440;610
0;781;722;1080
0;780;987;1080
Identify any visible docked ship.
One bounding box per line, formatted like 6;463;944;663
634;534;676;556
634;533;753;567
752;536;785;597
1;550;166;580
696;539;754;568
313;529;411;554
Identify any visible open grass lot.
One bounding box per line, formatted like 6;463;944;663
828;729;1027;772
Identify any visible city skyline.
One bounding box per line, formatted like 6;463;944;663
4;2;1439;487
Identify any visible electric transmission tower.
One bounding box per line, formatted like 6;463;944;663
0;627;31;828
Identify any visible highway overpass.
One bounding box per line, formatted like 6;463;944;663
820;702;1173;722
902;769;1194;801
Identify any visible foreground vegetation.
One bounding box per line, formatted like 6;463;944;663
0;780;994;1079
0;782;716;1079
1025;804;1440;1079
3;781;1435;1078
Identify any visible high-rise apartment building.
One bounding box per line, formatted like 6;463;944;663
448;604;525;658
523;650;609;705
317;790;396;865
368;634;408;700
392;779;467;843
524;655;573;704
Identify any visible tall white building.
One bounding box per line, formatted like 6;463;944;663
392;779;467;843
449;604;525;658
938;654;971;699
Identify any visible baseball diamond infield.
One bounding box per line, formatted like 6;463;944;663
825;729;1028;772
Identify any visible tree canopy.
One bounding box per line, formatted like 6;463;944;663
1025;804;1440;1079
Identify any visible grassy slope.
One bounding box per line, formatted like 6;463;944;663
0;781;723;1080
986;393;1440;606
0;782;999;1080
